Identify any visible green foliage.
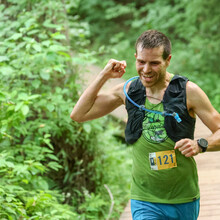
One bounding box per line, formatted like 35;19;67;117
0;0;131;219
75;0;220;111
0;149;78;219
0;0;80;218
2;0;219;219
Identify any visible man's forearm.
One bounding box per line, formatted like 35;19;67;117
70;71;109;122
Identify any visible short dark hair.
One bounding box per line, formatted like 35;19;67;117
135;30;171;60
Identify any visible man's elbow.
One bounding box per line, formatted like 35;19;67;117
70;112;84;123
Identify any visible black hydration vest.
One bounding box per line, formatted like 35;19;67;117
125;75;196;144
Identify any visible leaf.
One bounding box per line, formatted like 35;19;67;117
46;154;59;161
47;161;62;171
21;105;29;116
28;94;41;100
57;51;71;58
63;172;70;183
43;20;61;29
42;40;51;47
22;179;29;184
18;93;28;100
46;104;55;112
33;44;42;52
32;80;41;89
0;56;9;62
25;18;36;28
43;139;54;150
37;179;49;190
5;161;14;168
6;196;13;203
49;44;68;52
0;46;7;54
27;29;40;36
83;123;92;133
0;91;5;100
25;197;35;209
0;66;14;75
15;102;23;111
51;32;66;40
40;70;50;80
9;33;22;40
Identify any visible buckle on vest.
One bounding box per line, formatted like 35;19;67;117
139;105;145;111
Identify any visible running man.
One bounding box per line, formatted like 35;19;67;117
70;30;220;220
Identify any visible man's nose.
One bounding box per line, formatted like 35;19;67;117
143;63;151;73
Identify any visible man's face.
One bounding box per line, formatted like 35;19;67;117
135;44;171;88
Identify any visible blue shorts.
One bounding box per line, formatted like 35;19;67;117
131;199;200;220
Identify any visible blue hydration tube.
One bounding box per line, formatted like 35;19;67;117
123;76;182;123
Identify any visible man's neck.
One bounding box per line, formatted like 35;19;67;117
146;72;172;103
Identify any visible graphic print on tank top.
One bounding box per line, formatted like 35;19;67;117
142;110;168;143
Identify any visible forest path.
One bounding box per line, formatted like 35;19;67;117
82;64;220;220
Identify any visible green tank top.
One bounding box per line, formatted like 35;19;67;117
131;98;200;204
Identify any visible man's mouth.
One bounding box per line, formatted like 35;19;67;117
142;74;154;80
140;74;155;83
142;74;152;78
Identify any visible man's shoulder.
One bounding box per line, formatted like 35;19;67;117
186;81;200;93
186;81;205;111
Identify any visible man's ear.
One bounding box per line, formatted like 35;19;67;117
134;53;137;59
166;54;172;66
168;54;172;61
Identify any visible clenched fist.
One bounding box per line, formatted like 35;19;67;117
174;138;202;157
101;59;127;79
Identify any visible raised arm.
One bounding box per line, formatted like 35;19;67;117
70;59;126;122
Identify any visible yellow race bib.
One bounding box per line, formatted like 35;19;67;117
149;150;177;170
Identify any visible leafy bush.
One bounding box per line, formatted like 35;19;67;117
0;0;132;219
